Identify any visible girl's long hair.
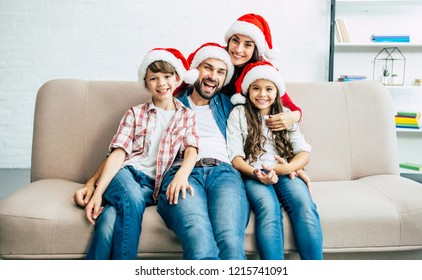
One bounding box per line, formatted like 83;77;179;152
243;87;294;164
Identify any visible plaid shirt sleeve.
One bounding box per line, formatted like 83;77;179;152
109;108;136;155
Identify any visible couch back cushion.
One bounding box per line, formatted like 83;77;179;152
31;79;399;183
32;79;150;183
286;81;399;181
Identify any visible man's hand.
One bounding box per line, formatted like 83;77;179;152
73;183;95;207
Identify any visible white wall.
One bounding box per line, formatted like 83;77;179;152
0;0;331;168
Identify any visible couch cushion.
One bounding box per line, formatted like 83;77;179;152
313;175;422;252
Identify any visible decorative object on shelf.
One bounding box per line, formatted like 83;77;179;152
372;47;406;86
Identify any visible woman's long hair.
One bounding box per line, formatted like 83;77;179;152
243;87;294;164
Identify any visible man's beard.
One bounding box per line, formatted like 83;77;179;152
194;78;221;100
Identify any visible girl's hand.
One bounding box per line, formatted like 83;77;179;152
265;155;291;175
289;168;313;193
253;168;278;185
85;194;104;225
165;175;194;205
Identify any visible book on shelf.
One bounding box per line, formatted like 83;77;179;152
396;124;420;129
395;116;419;125
335;18;350;43
399;162;422;171
338;75;366;82
371;34;410;43
397;111;421;118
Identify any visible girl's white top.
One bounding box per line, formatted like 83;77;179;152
226;105;311;168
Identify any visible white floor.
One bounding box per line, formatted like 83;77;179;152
0;169;30;201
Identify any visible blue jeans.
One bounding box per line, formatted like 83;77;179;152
157;163;249;260
86;165;155;260
245;175;323;260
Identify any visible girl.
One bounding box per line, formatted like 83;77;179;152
227;61;323;260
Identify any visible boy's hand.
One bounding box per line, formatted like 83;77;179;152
73;183;95;207
85;194;104;225
253;168;278;185
165;175;194;205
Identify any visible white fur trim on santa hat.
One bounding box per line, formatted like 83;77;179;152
225;20;269;58
189;46;234;86
138;49;187;92
241;65;286;96
183;69;199;84
265;47;281;60
230;93;247;105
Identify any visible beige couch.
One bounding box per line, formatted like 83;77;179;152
1;79;422;260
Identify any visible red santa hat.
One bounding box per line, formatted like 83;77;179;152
138;47;198;93
231;60;286;105
224;13;280;60
187;42;234;86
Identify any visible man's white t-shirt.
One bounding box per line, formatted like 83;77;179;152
188;96;230;163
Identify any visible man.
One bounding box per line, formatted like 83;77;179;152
74;42;249;260
157;42;249;260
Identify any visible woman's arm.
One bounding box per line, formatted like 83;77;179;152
73;159;106;207
85;148;126;225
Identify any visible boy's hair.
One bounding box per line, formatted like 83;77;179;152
243;86;294;164
144;60;178;88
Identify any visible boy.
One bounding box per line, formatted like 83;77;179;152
84;48;199;259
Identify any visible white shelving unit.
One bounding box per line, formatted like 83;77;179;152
330;0;422;180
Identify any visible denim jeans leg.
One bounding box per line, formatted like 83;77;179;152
102;166;155;259
206;163;249;260
86;205;116;260
273;175;323;260
157;166;219;260
244;178;283;260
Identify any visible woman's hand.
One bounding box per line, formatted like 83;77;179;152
73;183;95;207
265;110;300;131
85;193;104;225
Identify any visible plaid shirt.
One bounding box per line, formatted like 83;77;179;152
109;97;198;200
